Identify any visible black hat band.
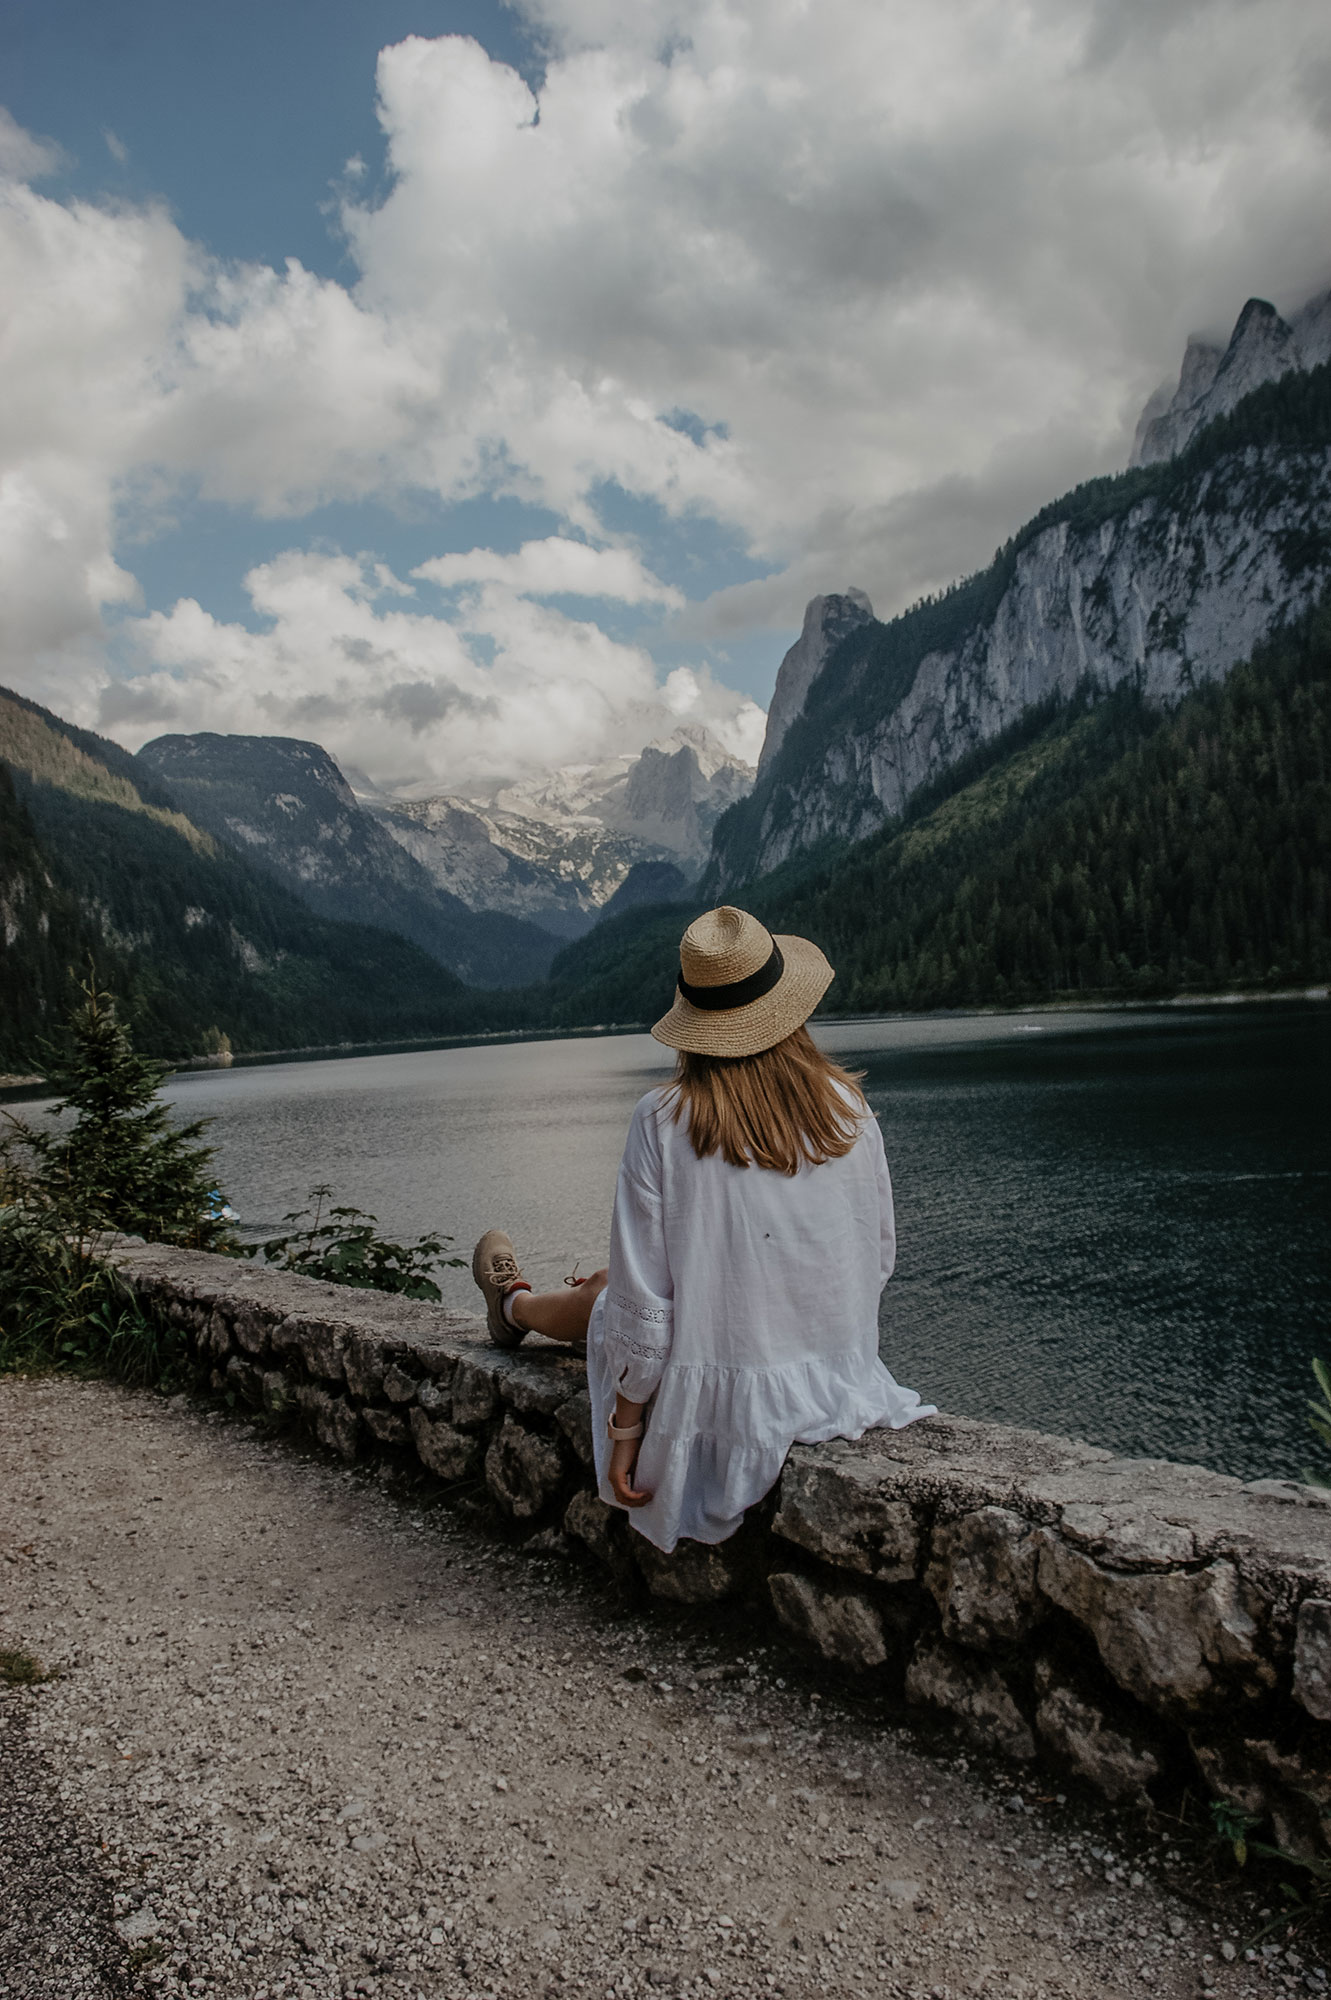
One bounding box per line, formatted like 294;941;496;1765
677;940;785;1012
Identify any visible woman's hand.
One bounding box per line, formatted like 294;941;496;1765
608;1437;652;1508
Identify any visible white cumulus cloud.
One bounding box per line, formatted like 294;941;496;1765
0;0;1329;789
415;537;683;606
109;548;762;791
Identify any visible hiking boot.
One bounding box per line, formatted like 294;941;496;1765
472;1228;531;1349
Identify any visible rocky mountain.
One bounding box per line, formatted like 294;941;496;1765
363;788;652;940
0;687;517;1069
135;734;558;988
368;724;754;935
1132;287;1331;467
611;724;753;867
707;339;1331;892
758;590;875;772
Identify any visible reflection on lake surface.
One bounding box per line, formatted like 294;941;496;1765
156;1005;1330;1482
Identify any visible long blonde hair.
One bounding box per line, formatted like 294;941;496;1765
666;1024;867;1175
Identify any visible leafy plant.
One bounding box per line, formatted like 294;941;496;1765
0;1200;191;1386
1306;1356;1331;1489
1211;1797;1263;1867
247;1185;462;1301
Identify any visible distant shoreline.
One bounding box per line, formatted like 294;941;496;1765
3;981;1325;1103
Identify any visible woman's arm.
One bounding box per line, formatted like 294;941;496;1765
608;1391;650;1508
600;1100;674;1509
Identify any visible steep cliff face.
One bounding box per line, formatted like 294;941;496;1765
757;591;875;773
136;733;558;987
1131;286;1331;466
707;360;1331;891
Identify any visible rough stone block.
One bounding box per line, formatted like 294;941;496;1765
773;1445;919;1581
1190;1734;1331;1861
1294;1598;1331;1721
288;1315;349;1383
164;1296;209;1337
555;1389;595;1468
294;1383;359;1461
768;1570;887;1671
926;1506;1038;1645
224;1353;263;1405
905;1638;1035;1761
229;1304;272;1358
363;1406;410;1447
342;1334;386;1402
451;1358;499;1429
260;1369;292;1417
501;1360;576;1421
268;1315;302;1359
382;1363;419;1405
203;1308;233;1361
1057;1504;1196;1570
1034;1682;1159;1801
564;1489;624;1568
410;1406;483;1484
485;1418;568;1520
1036;1538;1273;1712
416;1377;450;1419
638;1535;749;1606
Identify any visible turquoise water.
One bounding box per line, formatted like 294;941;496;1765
154;1004;1330;1482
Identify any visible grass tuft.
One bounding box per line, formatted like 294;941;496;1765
0;1646;51;1687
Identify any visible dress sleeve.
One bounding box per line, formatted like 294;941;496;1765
872;1114;897;1287
600;1103;674;1402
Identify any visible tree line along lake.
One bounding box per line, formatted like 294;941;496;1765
144;1002;1331;1485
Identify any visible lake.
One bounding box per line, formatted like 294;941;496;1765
153;1004;1330;1483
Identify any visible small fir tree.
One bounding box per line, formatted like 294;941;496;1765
9;976;233;1250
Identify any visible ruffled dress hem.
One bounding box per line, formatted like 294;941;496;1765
588;1313;936;1554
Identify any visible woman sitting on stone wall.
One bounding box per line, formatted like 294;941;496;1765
471;905;934;1554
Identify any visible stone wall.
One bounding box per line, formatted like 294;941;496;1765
111;1241;1331;1858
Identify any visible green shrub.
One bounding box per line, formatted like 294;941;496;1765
0;1206;189;1384
248;1185;462;1301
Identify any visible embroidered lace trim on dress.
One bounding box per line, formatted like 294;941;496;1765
610;1332;671;1362
607;1289;671;1326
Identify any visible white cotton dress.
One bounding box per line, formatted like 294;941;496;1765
586;1085;935;1553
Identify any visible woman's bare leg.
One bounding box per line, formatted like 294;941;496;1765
508;1268;607;1343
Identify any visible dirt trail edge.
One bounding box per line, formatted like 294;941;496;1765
0;1377;1295;2000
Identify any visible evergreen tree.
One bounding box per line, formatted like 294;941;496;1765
10;976;233;1250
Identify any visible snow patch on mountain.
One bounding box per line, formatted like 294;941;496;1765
367;725;755;934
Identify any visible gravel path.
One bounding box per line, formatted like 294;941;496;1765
0;1376;1308;2000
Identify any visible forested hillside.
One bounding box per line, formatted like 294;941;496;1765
0;688;526;1071
542;600;1331;1024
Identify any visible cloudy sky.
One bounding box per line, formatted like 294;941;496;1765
4;0;1330;797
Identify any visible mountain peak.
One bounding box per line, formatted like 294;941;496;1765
758;591;875;773
1130;283;1329;467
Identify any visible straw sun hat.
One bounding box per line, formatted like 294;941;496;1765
651;905;834;1058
